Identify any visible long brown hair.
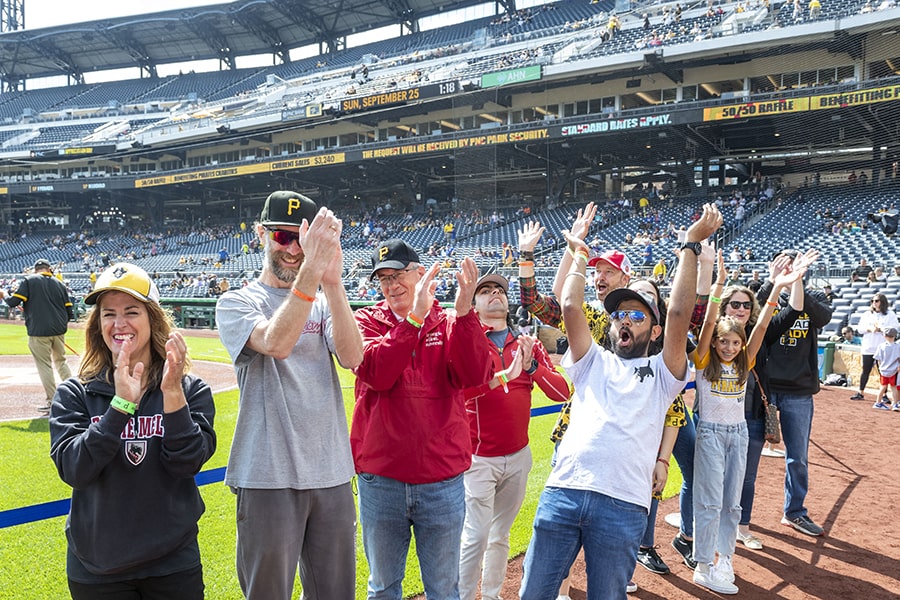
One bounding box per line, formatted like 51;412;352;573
703;316;749;384
718;285;760;330
79;294;189;388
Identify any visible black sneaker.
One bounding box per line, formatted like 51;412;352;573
849;392;865;400
781;515;825;537
671;534;697;569
637;545;670;574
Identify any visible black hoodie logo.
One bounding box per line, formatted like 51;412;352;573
125;440;146;466
635;361;654;382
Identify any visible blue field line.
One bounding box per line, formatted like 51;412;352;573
1;382;695;529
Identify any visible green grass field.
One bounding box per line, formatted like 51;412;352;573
0;323;682;599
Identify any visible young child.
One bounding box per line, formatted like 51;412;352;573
691;252;800;594
872;327;900;411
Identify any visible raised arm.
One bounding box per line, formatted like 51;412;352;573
552;202;596;299
560;229;593;362
664;204;723;379
518;220;562;327
320;219;364;369
695;248;727;362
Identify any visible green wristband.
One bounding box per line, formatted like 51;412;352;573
110;395;136;415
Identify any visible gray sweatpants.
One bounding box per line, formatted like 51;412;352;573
234;483;356;600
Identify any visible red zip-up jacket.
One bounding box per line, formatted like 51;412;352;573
464;329;571;457
352;300;493;484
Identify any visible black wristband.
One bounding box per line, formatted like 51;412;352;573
525;358;539;374
519;250;535;261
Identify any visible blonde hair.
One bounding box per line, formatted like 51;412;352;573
79;294;189;387
703;316;749;384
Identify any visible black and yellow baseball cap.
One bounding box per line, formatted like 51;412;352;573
260;191;318;227
84;263;160;305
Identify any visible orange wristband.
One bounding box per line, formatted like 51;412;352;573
291;288;316;302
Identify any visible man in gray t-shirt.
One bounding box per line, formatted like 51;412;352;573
215;191;363;600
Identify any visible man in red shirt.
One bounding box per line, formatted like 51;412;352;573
458;273;570;600
352;239;493;599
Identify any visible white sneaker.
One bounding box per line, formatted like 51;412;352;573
556;596;572;600
717;554;735;584
626;580;638;593
737;528;764;550
694;564;738;594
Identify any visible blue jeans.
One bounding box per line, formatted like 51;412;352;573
672;411;696;538
692;421;748;565
739;417;766;525
640;497;659;548
357;472;465;600
770;392;814;519
521;487;646;600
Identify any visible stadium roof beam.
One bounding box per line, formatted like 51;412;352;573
229;10;290;65
182;15;235;70
380;0;419;35
271;0;341;55
97;25;158;79
25;38;83;84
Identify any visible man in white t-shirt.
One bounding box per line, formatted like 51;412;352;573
519;204;723;600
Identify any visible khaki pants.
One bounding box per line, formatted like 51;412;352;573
28;334;72;402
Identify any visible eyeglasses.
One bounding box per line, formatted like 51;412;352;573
872;298;881;304
376;267;415;287
728;300;753;310
265;228;300;246
610;309;648;323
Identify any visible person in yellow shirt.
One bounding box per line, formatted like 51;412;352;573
652;258;667;283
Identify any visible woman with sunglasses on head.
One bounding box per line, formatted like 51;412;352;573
690;250;806;594
850;292;898;401
49;263;216;600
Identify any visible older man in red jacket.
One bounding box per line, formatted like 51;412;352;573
352;239;493;600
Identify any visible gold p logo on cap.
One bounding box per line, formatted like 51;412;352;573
379;246;390;261
287;197;301;215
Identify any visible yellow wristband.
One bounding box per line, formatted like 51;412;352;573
110;395;136;415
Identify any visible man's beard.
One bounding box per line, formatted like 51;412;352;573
611;326;652;359
266;245;303;283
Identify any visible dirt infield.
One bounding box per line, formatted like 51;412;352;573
442;383;900;600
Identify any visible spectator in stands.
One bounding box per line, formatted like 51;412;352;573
848;170;857;184
822;283;836;303
808;0;822;19
519;204;722;599
836;325;860;344
458;273;570;600
759;249;833;537
653;258;667;283
850;293;898;401
50;262;215;600
853;258;872;281
215;192;362;600
0;259;74;413
352;240;492;600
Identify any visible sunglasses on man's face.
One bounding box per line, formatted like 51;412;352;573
728;300;753;310
610;309;648;323
266;228;300;246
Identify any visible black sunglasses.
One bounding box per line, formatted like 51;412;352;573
266;228;300;246
728;300;753;310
